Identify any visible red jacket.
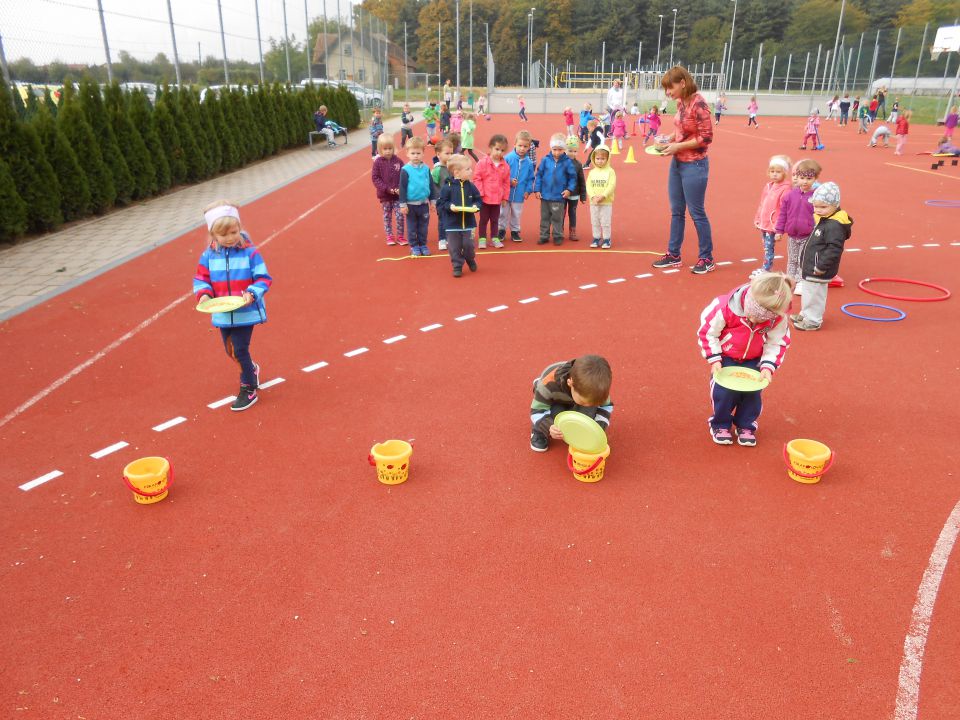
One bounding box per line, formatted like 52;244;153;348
473;156;511;204
754;180;792;232
698;284;791;373
895;116;909;135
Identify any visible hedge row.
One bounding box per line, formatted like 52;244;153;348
0;79;360;243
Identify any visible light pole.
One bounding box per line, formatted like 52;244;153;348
669;8;677;67
527;8;535;89
456;0;460;93
656;14;663;72
728;0;738;92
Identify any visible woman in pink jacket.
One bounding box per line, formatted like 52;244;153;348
751;155;793;276
472;133;511;248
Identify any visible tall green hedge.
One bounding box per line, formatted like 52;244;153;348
58;82;116;214
128;89;171;193
104;83;157;200
79;78;133;205
0;156;29;243
31;100;92;222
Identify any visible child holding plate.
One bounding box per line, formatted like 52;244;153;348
437;155;482;277
697;272;793;446
193;200;273;411
529;355;613;452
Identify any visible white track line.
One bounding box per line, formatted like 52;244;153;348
893;499;960;720
663;269;680;274
344;347;369;357
208;395;236;409
152;417;187;432
549;290;568;296
871;246;889;250
579;283;597;290
420;323;442;332
0;171;370;431
19;470;63;492
90;441;129;459
301;361;329;373
487;305;508;313
635;273;652;279
455;313;476;321
258;377;285;389
716;261;733;266
518;297;539;304
922;243;940;247
383;335;406;344
607;278;626;284
741;257;757;263
847;248;862;252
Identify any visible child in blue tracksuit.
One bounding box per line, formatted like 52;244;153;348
497;130;536;243
193;201;272;412
369;108;384;157
578;103;595;143
399;137;438;256
534;133;578;245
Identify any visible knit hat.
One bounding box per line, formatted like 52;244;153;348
811;181;840;207
565;136;579;151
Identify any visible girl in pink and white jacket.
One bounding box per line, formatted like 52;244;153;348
751;154;792;276
698;272;794;447
611;111;628;150
799;109;821;150
472;134;512;248
747;96;759;127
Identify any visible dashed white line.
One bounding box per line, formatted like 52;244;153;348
607;278;626;284
208;395;236;409
897;244;914;249
302;361;329;373
635;273;652;279
455;313;476;321
90;441;129;459
487;305;508;313
383;335;406;344
518;297;539;304
259;377;285;390
847;248;862;253
152;416;187;432
871;246;888;250
923;243;940;247
420;323;442;332
579;283;598;290
344;347;369;357
549;290;568;296
951;242;960;246
741;257;757;263
19;470;63;492
663;269;680;274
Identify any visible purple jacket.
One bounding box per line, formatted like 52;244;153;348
775;186;816;238
371;155;403;203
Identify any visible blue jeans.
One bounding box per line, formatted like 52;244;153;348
667;157;713;261
761;230;775;270
405;203;430;249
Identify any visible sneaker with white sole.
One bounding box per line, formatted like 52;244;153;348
710;426;734;445
601;239;611;249
793;318;821;331
530;430;549;452
736;428;757;446
492;238;504;248
438;239;448;251
590;239;600;248
652;253;682;268
231;385;258;411
691;258;716;274
478;237;487;249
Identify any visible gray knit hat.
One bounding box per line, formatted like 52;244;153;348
810;181;840;206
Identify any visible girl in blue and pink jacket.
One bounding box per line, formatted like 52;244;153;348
697;272;794;447
752;154;793;275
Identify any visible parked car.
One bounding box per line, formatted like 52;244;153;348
119;82;158;103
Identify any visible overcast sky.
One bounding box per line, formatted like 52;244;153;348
1;0;346;66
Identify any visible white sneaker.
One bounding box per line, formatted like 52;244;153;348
438;239;448;251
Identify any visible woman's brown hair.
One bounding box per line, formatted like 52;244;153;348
660;66;698;98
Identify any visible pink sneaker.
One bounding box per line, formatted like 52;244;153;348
386;235;397;246
396;236;409;246
710;426;734;445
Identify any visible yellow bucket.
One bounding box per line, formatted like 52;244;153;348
123;457;172;504
783;439;835;484
567;445;611;483
368;440;413;485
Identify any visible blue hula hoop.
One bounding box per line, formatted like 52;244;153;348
840;302;907;322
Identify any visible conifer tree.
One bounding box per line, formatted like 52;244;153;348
104;83;157;200
127;89;171;193
43;88;58;116
57;82;116;213
0;156;29;243
198;94;222;175
24;88;41;119
153;94;187;185
0;81;63;232
79;77;133;205
251;88;276;157
31;100;92;222
12;87;27;119
207;93;239;172
173;87;209;181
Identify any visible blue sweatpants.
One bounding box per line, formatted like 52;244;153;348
405;203;430;250
710;357;763;432
220;325;257;387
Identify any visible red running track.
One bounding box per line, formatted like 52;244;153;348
1;114;958;719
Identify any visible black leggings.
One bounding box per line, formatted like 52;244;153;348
464;148;479;162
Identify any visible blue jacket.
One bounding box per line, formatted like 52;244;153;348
533;154;577;201
505;150;536;203
438;178;483;230
193;232;272;328
399;163;438;205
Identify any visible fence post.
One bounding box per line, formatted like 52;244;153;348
843;47;853;95
304;0;312;84
768;55;776;93
739;58;745;90
867;29;880;97
821;50;830;92
910;23;929;107
165;0;183;86
720;43;727;92
812;44;822;94
0;31;12;106
801;52;809;93
755;43;763;93
96;0;114;83
747;57;753;90
853;32;863;92
784;54;792;93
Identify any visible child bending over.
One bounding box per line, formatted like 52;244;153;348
530;355;613;452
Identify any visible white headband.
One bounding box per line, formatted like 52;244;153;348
550;138;565;149
769;157;790;171
204;205;240;230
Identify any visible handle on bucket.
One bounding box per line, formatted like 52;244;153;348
567;452;604;476
782;445;836;479
123;464;174;497
368;454;376;466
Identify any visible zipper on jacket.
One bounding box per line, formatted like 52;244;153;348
225;247;233;320
460;182;466;228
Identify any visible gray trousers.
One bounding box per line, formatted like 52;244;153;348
539;200;565;241
801;279;828;325
498;201;525;232
446;229;475;270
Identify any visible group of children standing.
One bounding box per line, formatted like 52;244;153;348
570;103;662;154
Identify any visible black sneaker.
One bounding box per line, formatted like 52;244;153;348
691;258;716;274
231;385;258;411
530;430;549;452
467;260;477;272
452;267;463;277
537;238;549;245
511;231;523;242
497;228;506;240
652;253;682;268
